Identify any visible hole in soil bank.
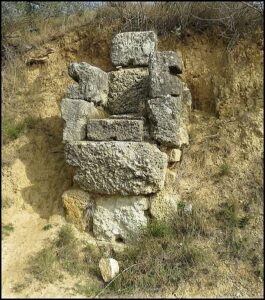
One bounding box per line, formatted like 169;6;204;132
115;235;125;244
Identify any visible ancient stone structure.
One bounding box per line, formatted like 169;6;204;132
61;31;192;243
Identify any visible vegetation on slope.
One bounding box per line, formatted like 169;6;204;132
1;1;263;298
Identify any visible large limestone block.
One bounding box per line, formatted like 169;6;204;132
62;189;93;231
61;98;100;142
64;141;168;195
149;51;183;98
93;195;149;242
86;119;143;141
107;68;149;115
111;31;157;67
147;95;182;147
150;191;179;222
67;62;108;105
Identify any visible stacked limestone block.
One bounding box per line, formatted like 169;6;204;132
61;31;192;243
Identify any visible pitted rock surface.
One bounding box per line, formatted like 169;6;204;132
107;68;149;115
111;31;157;67
149;51;183;98
93;195;149;242
156;51;183;74
147;95;182;147
109;114;152;141
150;190;179;221
61;98;100;142
86;119;144;141
67;62;108;105
64;141;168;195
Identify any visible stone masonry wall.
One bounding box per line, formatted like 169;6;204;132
61;31;192;244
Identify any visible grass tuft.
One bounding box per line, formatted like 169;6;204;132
219;162;231;176
2;223;14;238
2;116;38;143
30;246;60;283
42;224;53;231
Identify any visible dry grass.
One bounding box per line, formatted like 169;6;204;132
103;219;217;296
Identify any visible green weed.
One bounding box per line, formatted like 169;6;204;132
42;224;53;231
2;223;14;237
219;162;231;176
2;116;38;143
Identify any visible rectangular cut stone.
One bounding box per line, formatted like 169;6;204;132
61;98;100;142
111;31;157;67
107;68;149;114
149;51;183;98
109;114;151;142
64;141;168;195
147;95;182;147
67;62;108;106
87;119;143;141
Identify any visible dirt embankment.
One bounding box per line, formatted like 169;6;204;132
2;27;263;298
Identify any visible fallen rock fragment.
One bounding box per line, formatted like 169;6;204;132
169;149;182;162
99;258;119;282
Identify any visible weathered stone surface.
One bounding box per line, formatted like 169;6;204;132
149;51;183;98
150;191;179;221
178;122;189;147
147;95;182;147
177;83;192;147
86;119;143;141
64;141;168;195
67;62;108;105
99;258;119;282
109;114;151;141
61;98;100;142
162;51;183;73
62;189;94;231
93;195;149;242
169;149;182;162
164;169;177;192
107;68;149;115
109;113;145;121
181;82;192;122
111;31;157;67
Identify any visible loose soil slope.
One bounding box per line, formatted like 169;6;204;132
2;26;263;298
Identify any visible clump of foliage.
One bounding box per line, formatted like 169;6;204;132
42;224;53;231
2;116;38;144
29;224;103;293
2;223;14;238
107;219;216;295
219;162;231;176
